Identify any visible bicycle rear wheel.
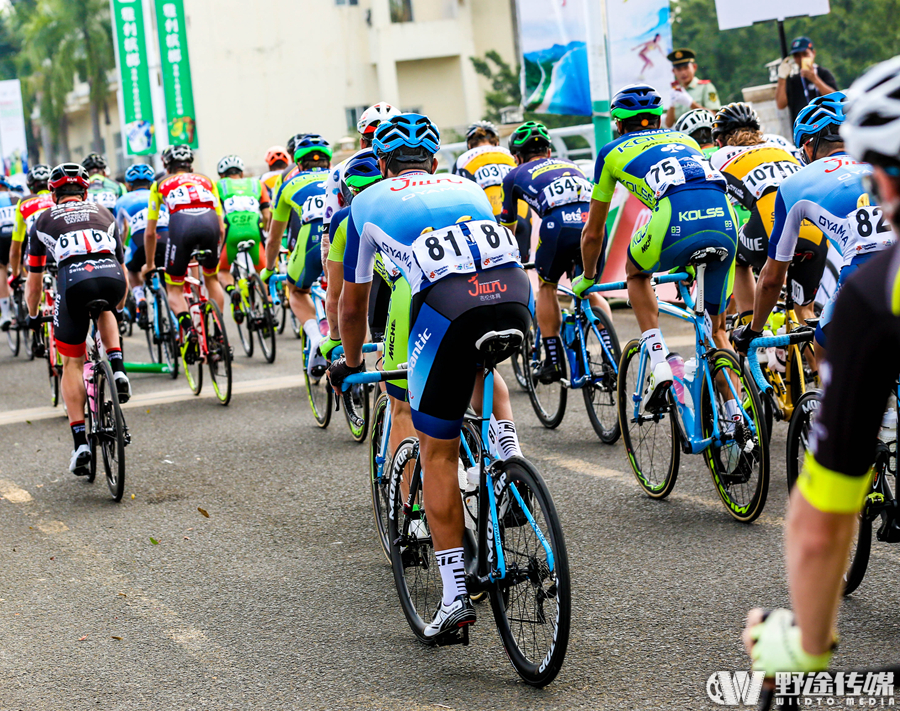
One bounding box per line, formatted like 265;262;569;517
181;325;203;396
489;456;570;687
786;390;820;490
251;275;277;363
6;318;19;356
369;392;392;562
204;301;232;406
234;288;254;358
511;327;532;391
343;380;369;442
582;308;621;444
700;349;769;523
302;330;332;427
158;302;179;379
617;339;680;498
525;330;567;429
45;323;60;407
94;361;126;501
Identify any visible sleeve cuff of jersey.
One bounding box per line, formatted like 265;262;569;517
591;184;613;202
499;220;516;229
27;255;46;268
796;451;874;514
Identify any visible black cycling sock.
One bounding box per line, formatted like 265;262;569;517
543;336;562;365
71;420;87;449
106;347;126;375
225;284;235;295
177;311;192;331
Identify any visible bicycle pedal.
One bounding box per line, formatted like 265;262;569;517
433;624;470;647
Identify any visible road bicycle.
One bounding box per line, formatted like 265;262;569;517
272;247;293;336
142;268;179;379
230;240;276;363
31;264;63;406
6;277;33;359
343;328;571;687
181;250;233;406
119;288;136;338
618;248;770;523
522;283;622;442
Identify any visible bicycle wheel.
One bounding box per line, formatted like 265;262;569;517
700;349;769;523
204;301;232;406
489;456;571;687
582;308;621;444
234;286;254;358
46;324;60;407
343;380;369;442
369;392;392;562
617;339;680;498
159;303;179;379
145;293;161;364
251;275;277;364
786;390;821;490
525;330;567;429
6;318;19;356
290;308;302;339
94;361;126;501
844;511;873;596
302;329;332;427
511;327;532;391
181;325;203;396
388;437;442;644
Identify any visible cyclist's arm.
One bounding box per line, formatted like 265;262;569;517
581;198;610;280
497;172;518;233
265;219;287;271
749;258;790;332
210;183;225;242
325;216;349;340
24;228;46;317
340;214;374;368
259;183;271;232
144;182;160;270
750;189;796;332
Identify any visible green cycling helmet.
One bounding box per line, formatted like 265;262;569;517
509;121;552;156
293;134;333;164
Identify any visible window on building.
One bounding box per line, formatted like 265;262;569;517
390;0;413;23
345;105;368;132
335;0;358;5
113;132;126;177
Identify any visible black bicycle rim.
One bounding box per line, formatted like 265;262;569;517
205;301;232;406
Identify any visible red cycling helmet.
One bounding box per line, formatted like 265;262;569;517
265;146;290;167
48;163;90;192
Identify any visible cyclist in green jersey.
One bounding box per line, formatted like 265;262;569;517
214;154;271;321
83;153;126;211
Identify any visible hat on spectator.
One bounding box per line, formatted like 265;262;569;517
667;48;696;66
790;37;814;54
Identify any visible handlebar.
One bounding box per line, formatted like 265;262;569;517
556;271;690;299
339;368;407;428
330;342;383;359
745;329;815;394
267;273;287;302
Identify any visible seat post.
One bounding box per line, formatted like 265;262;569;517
694;263;706;316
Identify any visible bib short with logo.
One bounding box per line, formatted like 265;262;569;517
536;202;603;284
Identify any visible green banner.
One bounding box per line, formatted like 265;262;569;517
111;0;156;155
155;0;198;148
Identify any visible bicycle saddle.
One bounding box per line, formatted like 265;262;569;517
687;247;731;265
475;329;524;363
85;299;111;319
237;240;256;252
190;249;213;260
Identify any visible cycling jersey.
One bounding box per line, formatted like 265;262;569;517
454;145;517;215
86;175;126;211
0;191;19;266
275;169;328;289
148;173;222;219
216;177;269;269
323;154;354;229
115;189;169;273
261;169;283;199
12;191;53;244
29;201;124;269
499;157;591;223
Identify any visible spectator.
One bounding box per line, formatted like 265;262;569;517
776;36;839;127
664;48;720;128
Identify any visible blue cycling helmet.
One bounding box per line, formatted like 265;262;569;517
372;113;440;162
293;134;332;164
611;84;664;121
340;149;382;206
125;163;155;184
793;91;847;148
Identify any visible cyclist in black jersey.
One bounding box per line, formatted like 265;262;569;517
743;55;900;677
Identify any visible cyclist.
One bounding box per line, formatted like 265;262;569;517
142;144;227;345
454;120;534;261
732;92;896;358
261;146;289;231
9;165;53;281
328;114;532;638
742;55;900;678
25;163;129;475
575;84;738;413
709;102;828;351
0;175;20;329
214;154;270;321
115;163;169;328
499;120;597;384
83;153;125;210
262;135;331;375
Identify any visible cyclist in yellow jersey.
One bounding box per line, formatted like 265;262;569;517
261;146;289;231
8;165;54;280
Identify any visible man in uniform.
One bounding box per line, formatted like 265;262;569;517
664;48;720;128
776;36;839;126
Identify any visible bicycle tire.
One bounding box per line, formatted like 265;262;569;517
843;512;873;596
251;274;277;364
45;322;60;407
22;322;33;360
159;302;179;380
388;437;442;644
95;360;126;501
369;392;392;562
489;456;571;687
290;309;302;339
145;292;161;364
204;300;232;406
700;349;769;523
786;390;821;491
181;325;203;396
525;329;567;429
511;327;531;391
343;380;369;442
617;339;680;498
302;329;332;427
6;319;19;356
234;289;254;358
582;307;621;444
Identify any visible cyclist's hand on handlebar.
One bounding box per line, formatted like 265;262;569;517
27;314;42;332
8;273;22;288
260;267;275;285
140;263;154;280
731;324;762;355
744;608;834;676
571;274;595;299
319;336;342;361
326;355;363;394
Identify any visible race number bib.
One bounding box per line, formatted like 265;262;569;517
412;224;475;280
223;195;259;215
542;176;592;209
0;205;15;228
301;194;326;224
88;191;118;210
165;184;216;210
128;208;149;235
742;161;801;199
646;158;686;198
467;219;520;269
849;205;895;255
473;163;512;189
55;226;117;262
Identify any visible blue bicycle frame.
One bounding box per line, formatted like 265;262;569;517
147;270;177;344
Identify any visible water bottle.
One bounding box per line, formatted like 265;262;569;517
562;313;576;349
667;353;685;406
83;362;96;411
772;326;787;373
682;357;697;411
880;399;897;475
759;329;774;366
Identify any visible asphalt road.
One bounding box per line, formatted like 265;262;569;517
1;309;898;711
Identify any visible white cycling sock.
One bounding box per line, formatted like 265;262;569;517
435;547;467;606
132;285;145;302
641;328;669;368
724;398;741;423
303;318;321;345
489;415;521;460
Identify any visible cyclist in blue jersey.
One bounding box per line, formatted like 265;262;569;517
329;114;532;639
575;84;738;412
0;175;20;329
115;163;169;328
732;92;896;357
499;121;597;384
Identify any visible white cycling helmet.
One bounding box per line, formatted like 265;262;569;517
357;102;401;137
673;108;713;136
217;154;244;176
841;55;900;170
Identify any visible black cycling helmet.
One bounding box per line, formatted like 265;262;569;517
508;121;552;156
286;133;309;157
49;163;90;196
162;144;194;168
26;164;51;191
82;152;108;172
712;102;761;141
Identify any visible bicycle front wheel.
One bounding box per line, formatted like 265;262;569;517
511;327;532;391
369;392;392;562
489;456;570;687
234;290;254;358
786;390;820;490
525;331;567;429
6;319;19;356
582;308;621;444
251;275;277;364
159;303;179;379
302;330;332;427
94;361;126;501
700;349;769;523
46;324;60;407
343;380;369;442
204;301;232;406
617;339;680;498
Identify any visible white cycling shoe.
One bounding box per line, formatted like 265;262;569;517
113;371;132;404
307;340;328;381
69;444;91;476
423;594;476;639
644;360;674;413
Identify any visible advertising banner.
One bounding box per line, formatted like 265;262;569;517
714;0;829;30
0;80;29;180
155;0;198;148
111;0;156;155
607;0;674;106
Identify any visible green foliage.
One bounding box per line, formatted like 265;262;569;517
672;0;900;104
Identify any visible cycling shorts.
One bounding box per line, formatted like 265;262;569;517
285;210;302;253
815;252;876;348
125;230;168;274
535;203;599;284
407;267;533;439
54;255;127;358
164;209;220;285
218;226;264;272
628;188;737;315
383;276;411;401
0;231;10;266
287;221;324;290
368;271;391;342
